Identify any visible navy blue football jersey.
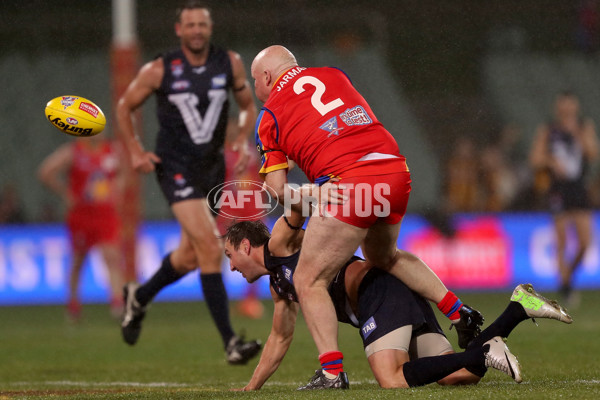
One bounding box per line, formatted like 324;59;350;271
264;241;360;326
155;45;233;161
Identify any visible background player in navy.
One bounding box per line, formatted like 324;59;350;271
530;91;599;305
116;1;260;364
222;212;573;390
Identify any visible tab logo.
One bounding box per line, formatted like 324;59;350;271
282;266;293;283
361;316;377;339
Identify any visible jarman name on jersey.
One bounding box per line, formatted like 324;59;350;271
275;67;306;92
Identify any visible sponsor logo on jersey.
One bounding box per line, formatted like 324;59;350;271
174;187;194;198
79;102;99;118
192;66;206;74
60;96;78;109
211;74;227;89
174;173;186;186
47;115;94;136
171;80;191;91
66;117;78;125
319;116;344;137
339;105;372;126
170;59;184;77
361;316;377;339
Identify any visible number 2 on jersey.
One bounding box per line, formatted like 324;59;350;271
293;76;344;116
168;89;227;144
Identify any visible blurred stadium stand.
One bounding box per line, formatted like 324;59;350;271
483;52;600;156
0;1;595;221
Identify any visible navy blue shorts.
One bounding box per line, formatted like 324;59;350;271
548;180;590;213
357;269;444;349
155;152;225;208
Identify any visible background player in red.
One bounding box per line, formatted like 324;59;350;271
251;45;483;388
37;133;125;322
115;1;261;363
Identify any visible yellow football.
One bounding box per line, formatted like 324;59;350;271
45;96;106;137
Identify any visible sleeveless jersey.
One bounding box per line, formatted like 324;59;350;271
255;66;405;182
548;124;588;184
68;140;120;210
155;45;233;161
264;241;360;327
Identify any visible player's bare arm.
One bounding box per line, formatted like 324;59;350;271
580;118;599;161
529;124;551;170
115;58;164;174
229;50;257;176
37;143;74;206
268;212;306;258
236;287;299;391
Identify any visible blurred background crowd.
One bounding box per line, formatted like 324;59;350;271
1;0;599;223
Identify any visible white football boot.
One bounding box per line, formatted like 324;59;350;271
484;336;523;383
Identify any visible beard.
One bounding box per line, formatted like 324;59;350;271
183;35;209;55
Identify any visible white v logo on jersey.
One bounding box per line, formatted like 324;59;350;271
168;90;227;145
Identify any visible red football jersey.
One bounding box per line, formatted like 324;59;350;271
255;66;404;182
68;140;120;209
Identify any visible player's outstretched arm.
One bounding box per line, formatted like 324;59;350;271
236;287;299;391
115;58;163;173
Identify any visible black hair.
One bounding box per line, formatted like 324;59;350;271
175;1;211;23
222;220;271;250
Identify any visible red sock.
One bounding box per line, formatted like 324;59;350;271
319;351;344;376
437;291;463;322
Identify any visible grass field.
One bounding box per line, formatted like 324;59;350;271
1;289;599;399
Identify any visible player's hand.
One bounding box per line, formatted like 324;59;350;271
313;179;348;217
131;151;161;174
232;140;250;177
319;178;348;205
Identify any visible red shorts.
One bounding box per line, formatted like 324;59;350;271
325;170;412;229
67;204;121;252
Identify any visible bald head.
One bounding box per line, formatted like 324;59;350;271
251;45;299;102
252;45;298;78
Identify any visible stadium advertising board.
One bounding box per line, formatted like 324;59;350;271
0;213;598;305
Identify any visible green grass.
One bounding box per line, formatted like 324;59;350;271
1;290;599;399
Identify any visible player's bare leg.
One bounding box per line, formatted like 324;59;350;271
171;199;223;274
294;215;366;387
571;210;592;270
98;243;125;318
361;220;447;302
367;349;411;388
362;219;484;348
172;199;261;364
554;213;571;299
563;210;592;305
66;250;86;322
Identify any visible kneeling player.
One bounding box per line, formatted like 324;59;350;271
223;212;573;390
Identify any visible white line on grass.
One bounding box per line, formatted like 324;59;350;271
7;378;600;389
